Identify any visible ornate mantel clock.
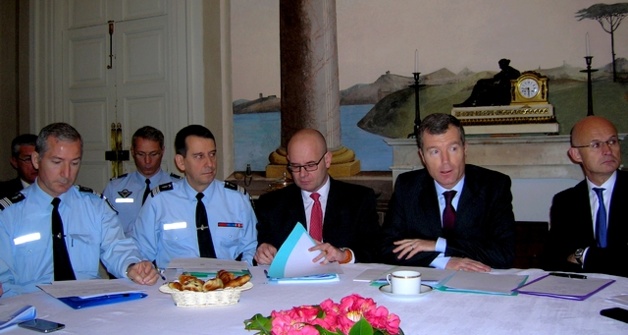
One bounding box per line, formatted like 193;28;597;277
511;71;549;105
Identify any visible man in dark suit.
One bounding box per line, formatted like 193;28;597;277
381;113;515;271
254;129;381;265
0;134;38;198
544;116;628;277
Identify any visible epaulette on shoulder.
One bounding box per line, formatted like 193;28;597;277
109;173;128;181
224;181;247;195
170;173;182;180
0;192;25;211
78;185;102;197
151;182;174;197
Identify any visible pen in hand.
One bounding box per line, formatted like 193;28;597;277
155;266;166;281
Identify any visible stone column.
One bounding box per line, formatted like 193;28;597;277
267;0;360;178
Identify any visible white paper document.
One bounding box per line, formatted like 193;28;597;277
38;279;142;299
166;258;249;271
0;305;36;331
267;223;341;279
438;271;528;295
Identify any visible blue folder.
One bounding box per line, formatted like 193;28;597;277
58;292;147;309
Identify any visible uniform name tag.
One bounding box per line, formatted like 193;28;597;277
14;232;41;245
217;222;243;228
163;222;187;230
115;198;134;203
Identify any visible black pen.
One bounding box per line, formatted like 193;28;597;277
549;272;587;279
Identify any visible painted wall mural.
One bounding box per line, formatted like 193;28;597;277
231;0;628;171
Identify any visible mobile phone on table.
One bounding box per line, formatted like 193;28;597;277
600;307;628;324
18;319;65;333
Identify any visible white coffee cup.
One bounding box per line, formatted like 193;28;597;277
386;270;421;295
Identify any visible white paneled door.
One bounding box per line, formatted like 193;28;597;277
62;0;179;192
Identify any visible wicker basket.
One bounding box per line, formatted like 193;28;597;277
159;282;253;307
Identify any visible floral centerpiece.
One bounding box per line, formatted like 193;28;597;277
244;294;402;335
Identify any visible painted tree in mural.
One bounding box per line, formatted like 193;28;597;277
576;3;628;82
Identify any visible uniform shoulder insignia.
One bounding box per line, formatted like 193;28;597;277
169;173;182;180
0;192;26;211
224;181;247;195
78;185;101;196
151;182;174;197
109;173;128;181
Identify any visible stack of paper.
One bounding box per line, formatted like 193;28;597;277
266;223;341;283
0;305;36;330
436;271;528;296
515;274;615;301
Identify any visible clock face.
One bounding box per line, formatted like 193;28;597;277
518;78;540;98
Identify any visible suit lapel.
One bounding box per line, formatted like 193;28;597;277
286;184;307;230
608;171;628;244
417;177;442;235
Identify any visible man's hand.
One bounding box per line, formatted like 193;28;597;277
254;243;277;265
446;257;491;272
567;253;578;264
309;242;345;264
127;261;160;285
392;238;436;260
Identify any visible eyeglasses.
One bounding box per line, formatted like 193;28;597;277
134;151;162;159
287;152;326;173
16;157;33;164
572;138;620;150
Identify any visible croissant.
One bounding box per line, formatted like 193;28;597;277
217;270;236;284
168;281;183;291
202;278;224;291
178;274;197;285
224;274;251;288
182;278;204;292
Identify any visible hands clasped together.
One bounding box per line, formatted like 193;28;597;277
126;261;161;285
393;238;491;272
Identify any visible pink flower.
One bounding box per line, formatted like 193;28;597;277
244;294;402;335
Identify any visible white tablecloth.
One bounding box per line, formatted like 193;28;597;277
1;264;627;334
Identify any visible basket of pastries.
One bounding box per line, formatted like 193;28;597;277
159;269;253;307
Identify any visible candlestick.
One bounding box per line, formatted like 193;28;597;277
414;49;418;73
580;56;598;116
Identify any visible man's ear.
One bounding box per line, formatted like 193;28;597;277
31;152;40;170
174;154;185;172
9;157;18;170
568;147;583;164
418;149;425;166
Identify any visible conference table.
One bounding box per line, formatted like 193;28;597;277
1;263;626;334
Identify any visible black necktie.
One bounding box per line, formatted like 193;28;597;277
142;178;151;205
51;198;76;281
442;190;457;232
196;193;216;258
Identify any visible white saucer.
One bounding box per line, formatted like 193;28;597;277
379;284;432;298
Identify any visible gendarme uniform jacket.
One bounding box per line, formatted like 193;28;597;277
0;182;143;297
131;178;257;268
103;170;181;235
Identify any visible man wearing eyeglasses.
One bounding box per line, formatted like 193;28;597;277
544;116;628;277
0;134;38;199
254;129;381;265
103;126;181;235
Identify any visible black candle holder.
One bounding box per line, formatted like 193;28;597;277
407;72;424;138
579;56;598;116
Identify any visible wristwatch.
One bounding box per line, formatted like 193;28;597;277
574;248;585;265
